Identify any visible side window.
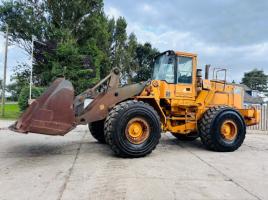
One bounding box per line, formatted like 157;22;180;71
177;56;193;84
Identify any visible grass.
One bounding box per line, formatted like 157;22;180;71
0;103;21;120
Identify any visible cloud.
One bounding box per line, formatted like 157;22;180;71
104;0;268;82
142;4;153;12
106;0;268;46
140;3;158;15
127;22;268;81
1;1;268;84
105;6;121;19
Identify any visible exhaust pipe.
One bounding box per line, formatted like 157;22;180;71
205;64;210;79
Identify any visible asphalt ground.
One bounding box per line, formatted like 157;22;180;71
0;120;267;200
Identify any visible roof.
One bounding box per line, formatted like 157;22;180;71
231;83;252;91
244;92;264;104
231;83;264;104
175;51;197;57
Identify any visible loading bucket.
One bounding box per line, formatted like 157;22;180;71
9;78;76;135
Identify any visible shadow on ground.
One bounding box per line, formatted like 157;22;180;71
3;135;208;159
2;141;110;157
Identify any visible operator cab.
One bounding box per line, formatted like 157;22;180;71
152;50;197;99
152;50;195;84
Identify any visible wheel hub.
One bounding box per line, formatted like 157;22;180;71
125;118;150;144
128;122;143;138
221;120;238;141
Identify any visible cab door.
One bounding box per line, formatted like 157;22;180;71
175;54;196;100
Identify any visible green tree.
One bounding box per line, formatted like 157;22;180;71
0;0;109;93
18;86;45;111
107;17;138;83
6;82;20;101
48;31;102;94
124;33;138;83
0;0;49;53
133;43;159;82
241;69;268;92
109;17;127;69
0;0;159;93
103;17;116;77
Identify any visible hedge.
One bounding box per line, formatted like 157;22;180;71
18;86;45;111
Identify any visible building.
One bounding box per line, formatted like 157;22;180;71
231;84;264;105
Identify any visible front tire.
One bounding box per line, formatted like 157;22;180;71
104;100;161;158
199;106;246;152
88;120;106;144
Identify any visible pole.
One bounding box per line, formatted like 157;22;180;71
29;36;34;101
1;24;8;117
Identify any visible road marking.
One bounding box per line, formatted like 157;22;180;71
57;131;86;200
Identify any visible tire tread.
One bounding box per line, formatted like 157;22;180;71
104;100;161;157
199;105;246;152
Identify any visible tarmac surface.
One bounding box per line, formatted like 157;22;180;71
0;120;267;200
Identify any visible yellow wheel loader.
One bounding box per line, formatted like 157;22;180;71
10;50;260;157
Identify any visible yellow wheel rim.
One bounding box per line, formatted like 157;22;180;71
220;120;238;141
125;118;150;144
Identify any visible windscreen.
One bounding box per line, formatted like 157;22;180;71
152;54;175;83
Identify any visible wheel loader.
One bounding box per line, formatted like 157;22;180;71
10;50;260;157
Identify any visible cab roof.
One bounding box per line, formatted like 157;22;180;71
175;51;197;57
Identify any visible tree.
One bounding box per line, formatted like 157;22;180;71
124;33;138;82
0;0;49;53
3;63;31;102
106;18;139;83
132;43;159;82
6;82;20;101
109;17;127;69
18;86;45;111
0;0;159;94
241;69;268;92
0;0;110;93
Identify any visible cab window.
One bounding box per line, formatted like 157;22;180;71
153;54;175;83
177;56;193;84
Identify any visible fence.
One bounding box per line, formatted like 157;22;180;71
247;105;268;131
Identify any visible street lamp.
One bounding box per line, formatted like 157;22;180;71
1;24;9;117
29;36;46;103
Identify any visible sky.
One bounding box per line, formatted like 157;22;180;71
0;33;30;84
104;0;268;82
1;0;268;84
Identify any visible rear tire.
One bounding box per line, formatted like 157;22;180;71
171;132;199;141
199;106;246;152
88;120;106;144
104;100;161;158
